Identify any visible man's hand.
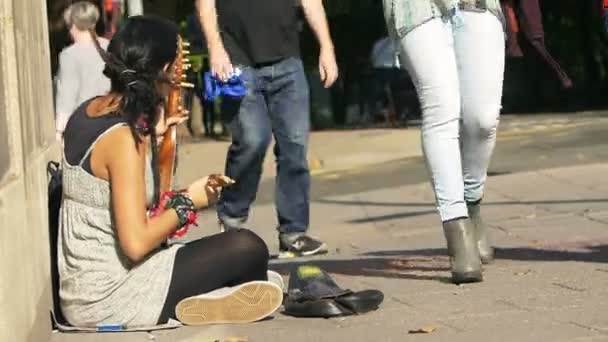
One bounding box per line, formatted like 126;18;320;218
301;0;338;88
319;47;338;88
209;46;234;82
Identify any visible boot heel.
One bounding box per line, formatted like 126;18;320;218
443;218;483;284
467;202;494;264
452;270;483;284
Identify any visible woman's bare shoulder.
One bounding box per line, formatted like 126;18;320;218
86;95;122;118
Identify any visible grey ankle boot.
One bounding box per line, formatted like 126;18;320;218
467;202;494;264
443;218;483;284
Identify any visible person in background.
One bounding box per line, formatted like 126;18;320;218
104;0;143;38
604;0;608;33
55;1;111;142
383;0;506;284
199;0;338;258
368;35;400;125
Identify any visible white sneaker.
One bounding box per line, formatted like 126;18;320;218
175;281;283;325
267;270;285;292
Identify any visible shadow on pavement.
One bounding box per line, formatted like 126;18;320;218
271;254;452;283
270;243;608;284
314;198;608;224
364;244;608;264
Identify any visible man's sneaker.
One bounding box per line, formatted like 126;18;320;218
278;233;328;259
175;281;283;325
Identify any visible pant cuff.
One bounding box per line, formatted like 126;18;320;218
438;204;469;222
277;225;308;234
218;214;248;230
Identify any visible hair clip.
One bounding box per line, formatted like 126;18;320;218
135;117;149;133
121;69;137;75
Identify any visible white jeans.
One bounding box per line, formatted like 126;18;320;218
398;12;505;221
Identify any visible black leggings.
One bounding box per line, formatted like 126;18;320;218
157;229;269;323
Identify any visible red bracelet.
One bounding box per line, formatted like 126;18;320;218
150;191;198;239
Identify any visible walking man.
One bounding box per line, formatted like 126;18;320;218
199;0;338;257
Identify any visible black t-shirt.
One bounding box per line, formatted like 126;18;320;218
216;0;301;66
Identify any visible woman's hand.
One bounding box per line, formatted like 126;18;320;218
154;106;188;141
187;174;235;209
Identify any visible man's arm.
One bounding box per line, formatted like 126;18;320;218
301;0;334;52
197;0;222;51
301;0;338;87
198;0;233;80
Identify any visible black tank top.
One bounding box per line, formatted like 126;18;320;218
63;98;125;174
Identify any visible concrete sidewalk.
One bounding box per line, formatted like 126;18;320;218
175;113;602;187
50;162;608;342
175;126;421;188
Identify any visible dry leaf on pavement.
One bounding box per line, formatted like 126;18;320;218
408;325;438;334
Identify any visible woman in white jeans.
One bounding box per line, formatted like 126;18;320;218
383;0;505;284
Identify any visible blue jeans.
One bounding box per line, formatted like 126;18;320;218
217;57;310;234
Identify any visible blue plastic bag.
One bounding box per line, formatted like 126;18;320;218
204;68;247;102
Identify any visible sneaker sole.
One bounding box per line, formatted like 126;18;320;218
175;281;283;325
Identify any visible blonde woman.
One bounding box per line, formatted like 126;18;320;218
383;0;506;284
55;1;110;142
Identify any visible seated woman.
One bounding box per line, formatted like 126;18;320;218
58;15;283;328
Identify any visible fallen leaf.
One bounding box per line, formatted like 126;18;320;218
223;338;248;342
389;259;410;268
408;325;438;334
514;269;534;276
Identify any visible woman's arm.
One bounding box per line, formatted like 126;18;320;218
101;126;180;263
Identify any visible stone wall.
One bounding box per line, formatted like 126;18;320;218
0;0;59;341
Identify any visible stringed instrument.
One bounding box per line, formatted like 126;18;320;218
159;36;194;192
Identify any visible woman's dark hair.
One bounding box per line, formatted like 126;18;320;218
91;15;178;204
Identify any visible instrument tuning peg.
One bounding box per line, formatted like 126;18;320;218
180;82;195;88
182;49;191;56
181;109;190;116
182;58;190;64
183;63;192;70
181;74;188;80
181;41;191;48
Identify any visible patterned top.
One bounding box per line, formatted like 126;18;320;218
382;0;505;38
58;122;181;327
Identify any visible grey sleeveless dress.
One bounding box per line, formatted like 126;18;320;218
58;123;182;326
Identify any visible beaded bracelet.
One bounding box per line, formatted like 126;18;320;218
150;191;198;239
